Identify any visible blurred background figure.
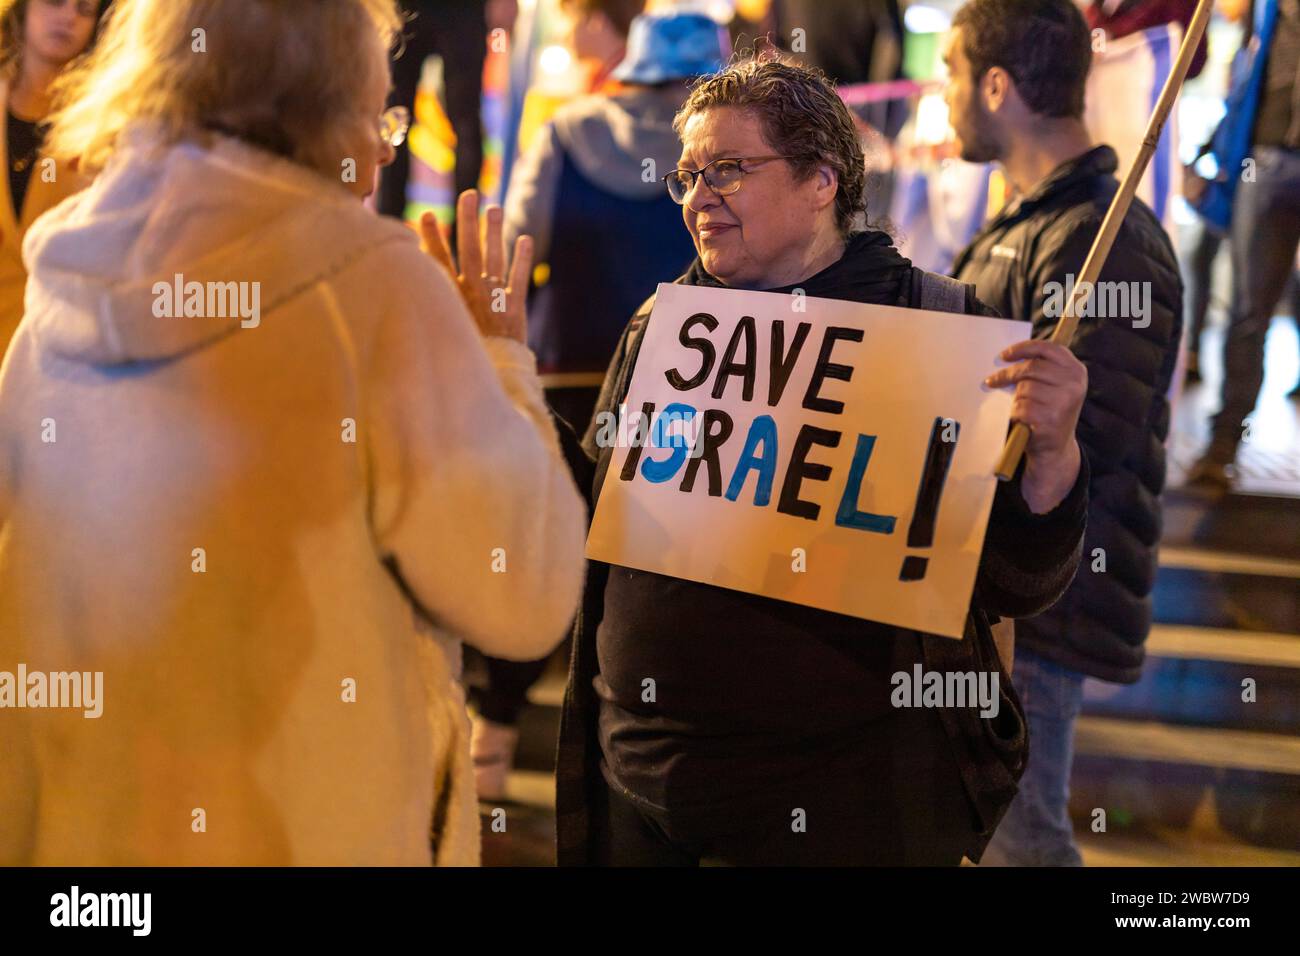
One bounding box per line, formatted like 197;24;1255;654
562;0;642;92
1084;1;1205;244
1085;0;1210;79
378;0;492;221
0;0;102;356
379;0;635;226
510;0;643;170
1183;0;1255;385
505;7;724;434
1187;0;1300;490
772;0;908;222
473;9;725;803
773;0;908;139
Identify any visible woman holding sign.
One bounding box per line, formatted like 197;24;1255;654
556;57;1089;866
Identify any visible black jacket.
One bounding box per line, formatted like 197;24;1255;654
952;146;1183;684
554;231;1089;864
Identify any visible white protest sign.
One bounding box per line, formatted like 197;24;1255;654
585;283;1031;638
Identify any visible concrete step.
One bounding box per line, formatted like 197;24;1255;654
1074;827;1300;866
1082;625;1300;733
1145;623;1300;667
1157;540;1300;625
1153;562;1300;634
1073;715;1300;775
1069;716;1300;850
1161;489;1300;561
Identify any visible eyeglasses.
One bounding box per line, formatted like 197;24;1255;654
380;107;410;148
662;156;792;204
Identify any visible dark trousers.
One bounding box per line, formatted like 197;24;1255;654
1185;216;1300;369
590;706;976;866
545;386;600;439
1183;221;1223;361
378;0;487;219
474;654;552;725
1210;145;1300;459
591;773;969;867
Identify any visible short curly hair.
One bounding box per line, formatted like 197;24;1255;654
672;57;866;236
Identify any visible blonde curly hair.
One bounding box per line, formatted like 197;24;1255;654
44;0;402;177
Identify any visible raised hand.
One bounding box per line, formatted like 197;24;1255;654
418;189;533;344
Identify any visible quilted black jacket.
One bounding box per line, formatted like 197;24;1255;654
953;145;1183;683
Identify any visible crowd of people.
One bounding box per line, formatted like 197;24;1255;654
0;0;1293;866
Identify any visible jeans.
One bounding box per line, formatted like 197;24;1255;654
1209;145;1300;460
981;647;1086;867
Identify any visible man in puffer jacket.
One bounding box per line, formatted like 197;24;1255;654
945;0;1183;865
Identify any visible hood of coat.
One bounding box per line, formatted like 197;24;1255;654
21;124;413;366
553;85;687;201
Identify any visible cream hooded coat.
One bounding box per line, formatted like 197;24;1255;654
0;129;587;865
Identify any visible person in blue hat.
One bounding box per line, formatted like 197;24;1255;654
470;10;728;801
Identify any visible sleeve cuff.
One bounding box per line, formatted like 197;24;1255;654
1005;452;1089;525
482;335;539;372
988;452;1089;568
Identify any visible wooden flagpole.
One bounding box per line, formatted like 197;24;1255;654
994;0;1216;480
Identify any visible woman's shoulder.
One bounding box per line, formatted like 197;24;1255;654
907;267;998;317
331;221;453;315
